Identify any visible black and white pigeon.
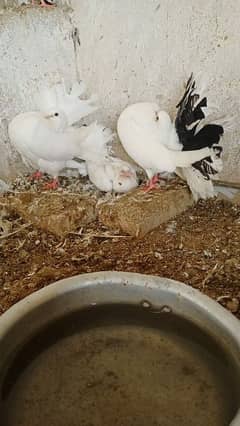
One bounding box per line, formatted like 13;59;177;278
117;74;224;199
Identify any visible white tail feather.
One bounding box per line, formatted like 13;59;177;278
171;147;211;168
185;73;238;135
176;167;216;201
191;71;208;109
35;81;99;126
195;113;237;135
75;123;114;162
35;86;58;114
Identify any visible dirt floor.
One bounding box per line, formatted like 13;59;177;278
0;176;240;319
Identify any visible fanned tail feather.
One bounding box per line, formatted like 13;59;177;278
73;123;114;163
175;167;216;202
175;73;226;199
195;113;237;134
35;85;59;114
175;73;224;148
35;80;98;126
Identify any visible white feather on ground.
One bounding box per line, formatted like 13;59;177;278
0;179;10;194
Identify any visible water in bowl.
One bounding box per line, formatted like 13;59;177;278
1;304;239;426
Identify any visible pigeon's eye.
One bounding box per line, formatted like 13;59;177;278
155;112;159;121
118;182;122;186
54;113;59;117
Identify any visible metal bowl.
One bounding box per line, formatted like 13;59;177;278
0;271;240;425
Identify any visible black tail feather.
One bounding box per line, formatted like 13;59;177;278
182;124;224;151
193;146;223;179
176;73;195;109
175;74;224;179
175;74;206;127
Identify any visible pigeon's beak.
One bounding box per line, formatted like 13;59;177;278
45;114;55;119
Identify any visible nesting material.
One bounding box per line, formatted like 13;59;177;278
232;192;240;205
98;185;194;237
3;192;97;236
0;197;239;318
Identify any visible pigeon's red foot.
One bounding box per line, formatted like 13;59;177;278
43;178;59;190
142;174;161;193
40;0;56;7
31;0;56;7
28;171;43;181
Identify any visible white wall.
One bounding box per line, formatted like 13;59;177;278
0;4;75;179
0;0;239;182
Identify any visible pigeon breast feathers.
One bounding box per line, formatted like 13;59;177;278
117;102;211;176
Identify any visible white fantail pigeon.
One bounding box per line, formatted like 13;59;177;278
8;81;112;189
117;74;224;199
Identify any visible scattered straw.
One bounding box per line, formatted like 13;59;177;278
0;223;32;240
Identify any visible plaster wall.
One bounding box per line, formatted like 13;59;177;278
0;0;239;182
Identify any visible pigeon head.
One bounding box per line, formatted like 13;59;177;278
128;102;160;128
45;109;68;131
113;167;138;193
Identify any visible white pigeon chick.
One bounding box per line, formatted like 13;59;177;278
8;81;111;189
70;156;138;193
86;157;138;193
117;75;223;197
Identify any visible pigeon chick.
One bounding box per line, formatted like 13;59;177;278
87;157;138;193
73;156;138;193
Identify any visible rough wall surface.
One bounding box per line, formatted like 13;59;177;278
0;5;75;179
0;0;239;182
